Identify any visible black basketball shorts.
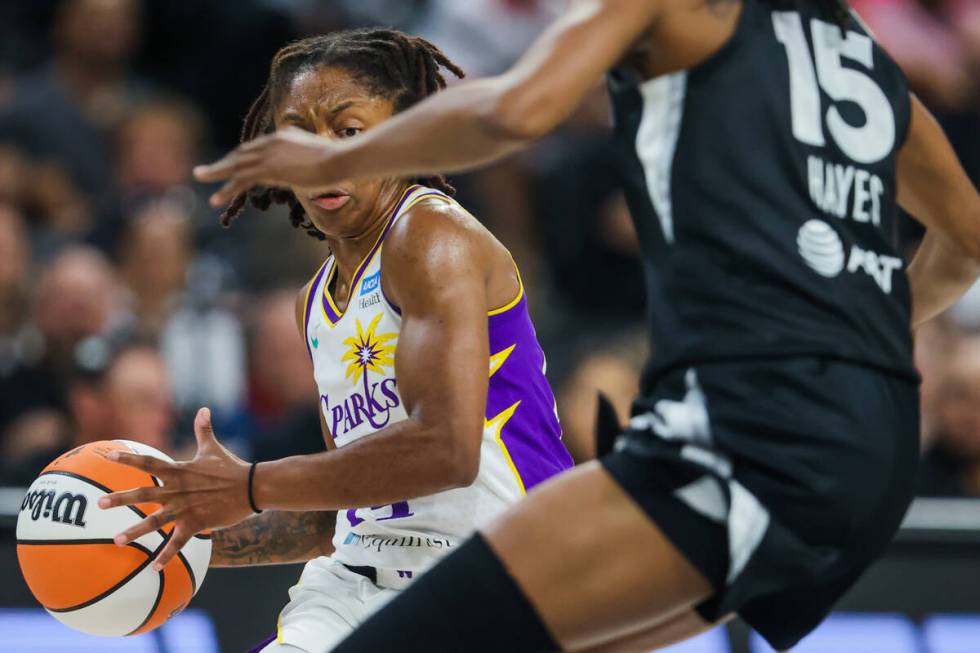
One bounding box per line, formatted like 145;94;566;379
601;357;920;651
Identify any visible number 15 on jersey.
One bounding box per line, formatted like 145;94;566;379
773;12;896;165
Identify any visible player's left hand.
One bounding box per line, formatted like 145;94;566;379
98;407;253;570
193;127;341;211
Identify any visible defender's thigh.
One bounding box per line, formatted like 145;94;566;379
484;462;714;651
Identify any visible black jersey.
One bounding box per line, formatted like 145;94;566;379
609;0;916;390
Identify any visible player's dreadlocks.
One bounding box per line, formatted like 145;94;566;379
221;29;465;239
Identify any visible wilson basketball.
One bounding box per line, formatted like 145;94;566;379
15;440;211;637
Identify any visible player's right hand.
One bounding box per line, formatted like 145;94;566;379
97;407;254;571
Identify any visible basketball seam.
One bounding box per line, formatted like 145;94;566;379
44;541;154;613
177;550;197;594
128;559;166;635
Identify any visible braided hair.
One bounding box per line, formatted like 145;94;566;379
222;29;465;239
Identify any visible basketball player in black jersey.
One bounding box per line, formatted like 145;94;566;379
196;0;980;650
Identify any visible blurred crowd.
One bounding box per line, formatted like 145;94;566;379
0;0;977;498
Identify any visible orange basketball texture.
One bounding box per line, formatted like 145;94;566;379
16;440;212;637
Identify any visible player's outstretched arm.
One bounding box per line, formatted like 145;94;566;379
192;0;663;206
902;95;980;328
210;510;336;567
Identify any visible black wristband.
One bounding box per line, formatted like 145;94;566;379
247;461;263;514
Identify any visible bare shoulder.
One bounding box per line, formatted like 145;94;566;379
382;196;512;309
384;196;506;275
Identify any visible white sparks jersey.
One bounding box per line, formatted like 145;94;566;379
299;185;571;582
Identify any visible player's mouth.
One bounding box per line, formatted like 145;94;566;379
311;190;351;211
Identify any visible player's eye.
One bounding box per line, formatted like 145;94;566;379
337;127;361;139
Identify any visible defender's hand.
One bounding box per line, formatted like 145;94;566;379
193;127;340;210
98;407;253;570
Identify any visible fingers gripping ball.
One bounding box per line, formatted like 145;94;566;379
16;440;212;636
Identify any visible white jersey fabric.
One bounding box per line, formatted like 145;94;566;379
269;184;572;653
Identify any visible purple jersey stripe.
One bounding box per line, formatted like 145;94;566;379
320;261;343;324
246;633;276;653
486;291;573;491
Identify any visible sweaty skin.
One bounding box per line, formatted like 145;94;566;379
152;0;979;649
99;66;523;573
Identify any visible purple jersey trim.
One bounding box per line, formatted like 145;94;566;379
246;633;276;653
320;185;423;325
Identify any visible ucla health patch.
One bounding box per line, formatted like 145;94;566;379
360;270;381;296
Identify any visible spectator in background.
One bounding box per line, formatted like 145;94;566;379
0;341;177;485
0;246;128;454
114;97;204;197
247;290;323;461
0;0;148;202
89;94;210;253
118;200;192;337
116;199;247;437
919;336;980;497
556;331;647;463
67;342;174;452
413;0;564;77
851;0;974;110
99;344;175;453
0;141;93;255
915;319;959;451
0;204;30;351
851;0;980;181
32;247;128;370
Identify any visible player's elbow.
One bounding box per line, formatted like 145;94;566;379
438;428;481;489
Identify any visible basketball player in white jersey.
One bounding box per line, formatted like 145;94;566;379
190;1;980;652
96;29;572;653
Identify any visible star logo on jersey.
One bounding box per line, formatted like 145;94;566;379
342;313;396;386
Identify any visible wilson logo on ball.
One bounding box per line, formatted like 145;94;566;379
20;490;88;527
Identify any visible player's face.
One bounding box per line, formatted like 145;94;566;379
273;66;401;238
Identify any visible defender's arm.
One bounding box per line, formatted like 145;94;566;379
193;0;664;203
901;95;980;328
